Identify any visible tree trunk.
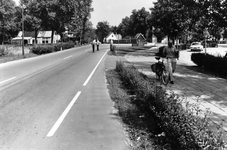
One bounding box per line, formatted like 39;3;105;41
2;19;5;45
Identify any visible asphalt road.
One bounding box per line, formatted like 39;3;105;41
0;45;128;150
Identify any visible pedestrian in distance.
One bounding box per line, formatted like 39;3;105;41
96;39;101;51
110;39;113;51
91;39;96;52
163;41;179;84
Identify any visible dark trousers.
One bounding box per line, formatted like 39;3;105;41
92;44;95;52
97;45;99;51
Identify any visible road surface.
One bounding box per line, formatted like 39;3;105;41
0;45;128;150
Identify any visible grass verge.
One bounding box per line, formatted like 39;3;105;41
106;68;171;149
105;60;226;150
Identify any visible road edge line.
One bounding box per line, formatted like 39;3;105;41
47;91;82;137
83;51;107;86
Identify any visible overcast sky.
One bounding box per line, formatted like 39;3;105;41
13;0;156;27
90;0;156;27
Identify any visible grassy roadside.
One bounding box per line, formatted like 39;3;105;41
0;43;80;64
106;68;166;149
0;45;37;64
105;47;226;149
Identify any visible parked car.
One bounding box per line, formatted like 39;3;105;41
190;42;204;51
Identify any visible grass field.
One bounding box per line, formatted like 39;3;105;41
0;45;37;63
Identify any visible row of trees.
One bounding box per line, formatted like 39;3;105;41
95;0;227;43
1;0;227;45
151;0;227;43
0;0;94;44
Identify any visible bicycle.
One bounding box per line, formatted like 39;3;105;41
151;56;170;85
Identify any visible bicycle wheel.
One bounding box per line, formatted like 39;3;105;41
161;69;169;85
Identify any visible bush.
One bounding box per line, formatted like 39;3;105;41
191;53;227;77
30;44;55;55
30;42;75;55
0;46;5;56
115;61;225;149
191;53;205;67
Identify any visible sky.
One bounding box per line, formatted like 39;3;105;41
90;0;156;27
13;0;157;27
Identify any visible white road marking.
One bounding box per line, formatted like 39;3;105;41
85;49;91;51
83;51;107;86
47;91;82;137
63;55;73;60
0;77;17;85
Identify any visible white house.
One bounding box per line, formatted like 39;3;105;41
11;31;35;45
11;31;61;45
37;31;60;44
105;32;122;43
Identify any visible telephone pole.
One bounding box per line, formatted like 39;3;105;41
22;2;25;56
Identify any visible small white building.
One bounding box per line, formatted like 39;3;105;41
11;31;35;45
105;32;122;43
11;31;61;45
37;31;60;44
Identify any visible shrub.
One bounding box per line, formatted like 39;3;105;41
115;61;225;149
30;44;55;55
0;46;5;56
30;42;75;55
191;53;227;77
191;53;205;67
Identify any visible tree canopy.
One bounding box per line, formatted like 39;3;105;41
2;0;227;44
0;0;94;44
95;21;111;43
0;0;18;44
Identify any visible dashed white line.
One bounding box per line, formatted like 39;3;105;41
0;77;17;85
63;55;73;60
83;51;107;86
47;91;82;137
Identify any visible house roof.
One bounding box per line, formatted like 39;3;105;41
17;31;36;37
37;31;52;38
106;32;116;39
134;33;146;40
12;37;33;40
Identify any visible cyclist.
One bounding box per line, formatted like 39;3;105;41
163;41;179;84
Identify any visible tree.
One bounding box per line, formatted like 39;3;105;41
83;21;96;43
72;0;93;44
118;16;133;38
130;8;150;38
151;0;199;42
117;8;151;39
22;0;93;43
95;21;110;43
0;0;18;44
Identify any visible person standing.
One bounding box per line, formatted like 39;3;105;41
96;39;100;51
91;39;96;52
163;41;179;84
110;39;113;51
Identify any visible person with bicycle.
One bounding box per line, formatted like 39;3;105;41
163;41;179;84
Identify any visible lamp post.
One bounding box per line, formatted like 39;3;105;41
21;3;25;56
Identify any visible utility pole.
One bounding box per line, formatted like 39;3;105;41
22;2;25;56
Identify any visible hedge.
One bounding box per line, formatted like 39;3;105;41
115;61;225;150
30;42;75;55
191;53;227;77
